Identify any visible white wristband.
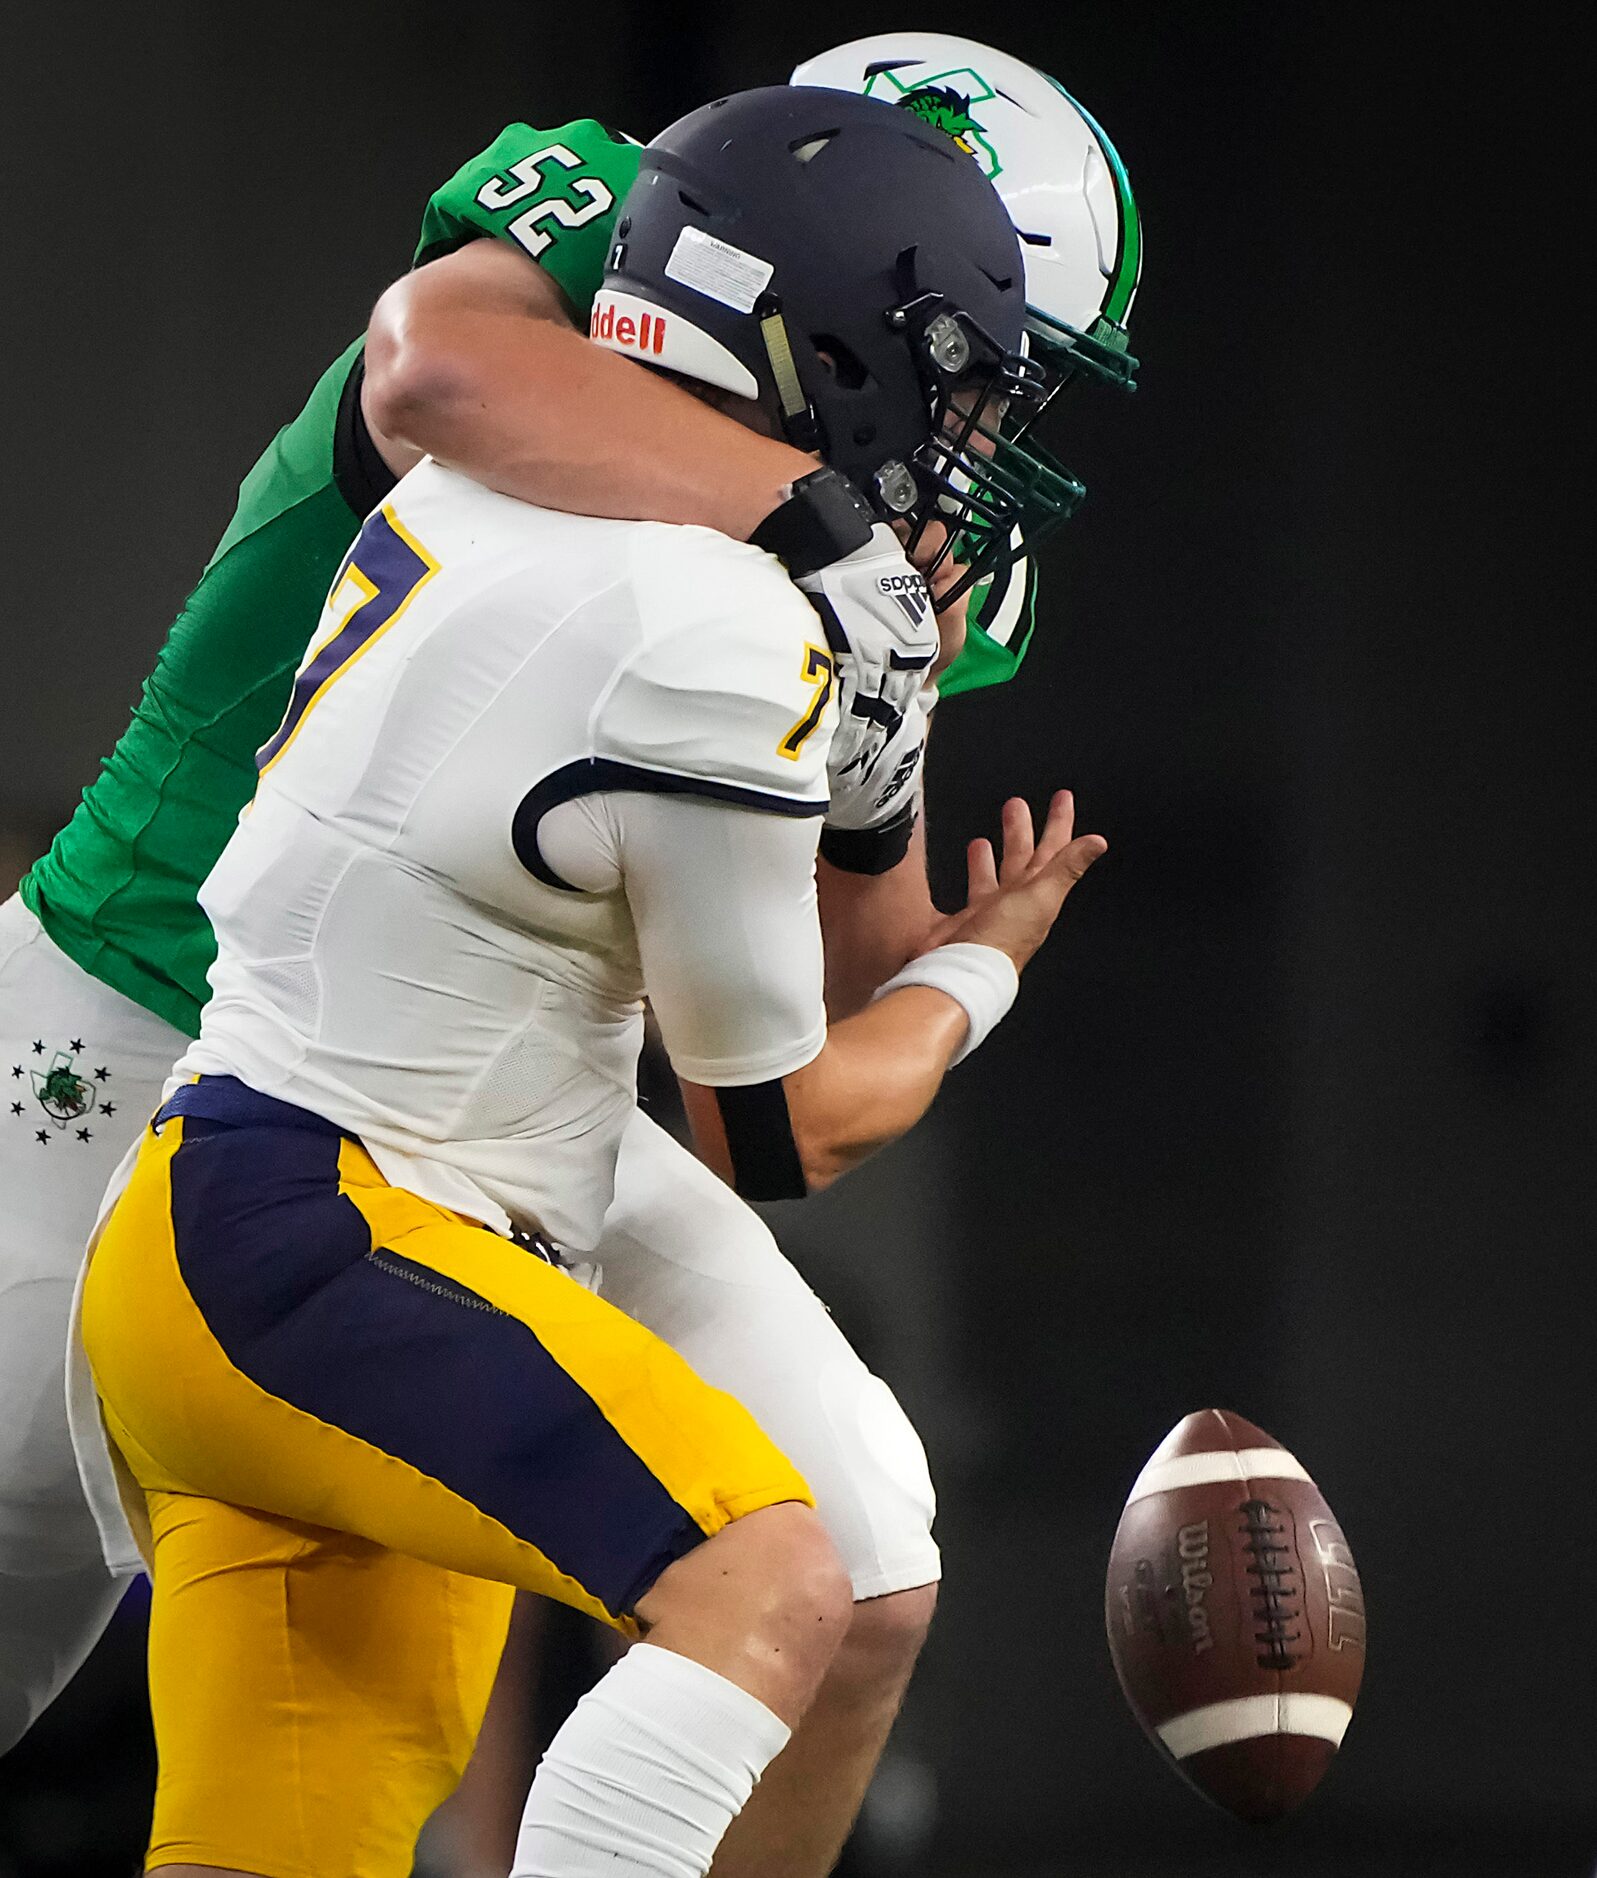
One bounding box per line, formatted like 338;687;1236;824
873;942;1019;1065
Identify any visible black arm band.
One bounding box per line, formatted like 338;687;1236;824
748;467;876;578
714;1080;807;1201
818;804;918;877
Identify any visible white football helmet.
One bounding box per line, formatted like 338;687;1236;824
792;32;1142;388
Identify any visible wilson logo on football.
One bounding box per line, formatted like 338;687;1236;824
591;301;669;356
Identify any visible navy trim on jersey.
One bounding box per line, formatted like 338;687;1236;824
257;508;433;774
512;757;828;892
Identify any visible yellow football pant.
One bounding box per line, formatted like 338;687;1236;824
83;1099;811;1877
143;1492;511;1876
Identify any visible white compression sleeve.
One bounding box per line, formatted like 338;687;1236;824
872;941;1019;1064
512;1642;791;1878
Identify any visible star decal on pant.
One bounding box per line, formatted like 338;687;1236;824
9;1038;107;1143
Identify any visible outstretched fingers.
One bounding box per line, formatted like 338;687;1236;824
1026;790;1084;869
965;836;1000;900
998;796;1036;881
1045;831;1109;889
967;793;1105;905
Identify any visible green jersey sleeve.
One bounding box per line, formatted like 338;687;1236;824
415;119;641;320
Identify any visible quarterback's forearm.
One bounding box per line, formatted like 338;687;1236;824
362;240;815;537
816;819;939;1019
683;985;967;1195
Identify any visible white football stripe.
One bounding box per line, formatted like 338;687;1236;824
1157;1694;1353;1761
1125;1447;1311;1505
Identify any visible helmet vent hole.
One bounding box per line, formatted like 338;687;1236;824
789;132;839;164
1017;230;1053;248
811;335;872;392
677;189;710;215
980;266;1015;292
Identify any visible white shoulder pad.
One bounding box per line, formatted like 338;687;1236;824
596;525;834;814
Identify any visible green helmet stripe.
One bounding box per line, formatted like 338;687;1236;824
1042;75;1142;329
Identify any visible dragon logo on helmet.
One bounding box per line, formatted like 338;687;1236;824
896;88;985;160
862;67;1003;179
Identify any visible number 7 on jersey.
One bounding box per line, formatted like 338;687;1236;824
257;508;438;777
778;645;835;761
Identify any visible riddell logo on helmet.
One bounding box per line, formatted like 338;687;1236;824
592;301;668;356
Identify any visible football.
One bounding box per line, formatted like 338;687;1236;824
1105;1409;1366;1822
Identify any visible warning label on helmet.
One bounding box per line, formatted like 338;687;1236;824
664;226;775;314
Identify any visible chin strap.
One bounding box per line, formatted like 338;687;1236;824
756;293;820;453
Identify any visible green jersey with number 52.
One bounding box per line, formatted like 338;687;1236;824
22;116;1031;1039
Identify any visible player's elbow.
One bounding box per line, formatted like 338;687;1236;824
364;243;576;453
782;1093;885;1197
789;1129;845;1197
363;280;479;445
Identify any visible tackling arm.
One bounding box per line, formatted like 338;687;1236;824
362;239;816;537
366;235;965;1015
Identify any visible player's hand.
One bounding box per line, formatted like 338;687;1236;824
898;517;970;677
824;691;930;833
922;791;1107;973
796;525;939;832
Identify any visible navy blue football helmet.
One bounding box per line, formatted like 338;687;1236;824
591;85;1083;601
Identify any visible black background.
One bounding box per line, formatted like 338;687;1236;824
2;4;1591;1874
